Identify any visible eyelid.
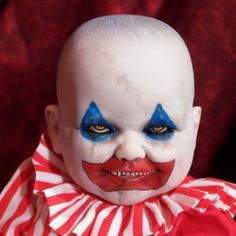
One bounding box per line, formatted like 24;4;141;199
149;126;168;133
88;125;110;133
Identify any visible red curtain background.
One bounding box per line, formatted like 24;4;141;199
0;0;235;191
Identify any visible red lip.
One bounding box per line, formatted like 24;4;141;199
82;157;175;191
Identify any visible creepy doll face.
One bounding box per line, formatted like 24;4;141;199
46;15;201;205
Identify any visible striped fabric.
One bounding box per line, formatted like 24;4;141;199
1;132;236;235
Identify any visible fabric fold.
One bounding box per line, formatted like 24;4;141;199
1;132;236;236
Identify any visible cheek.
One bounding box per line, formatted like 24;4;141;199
167;130;196;185
146;141;178;163
60;128;117;165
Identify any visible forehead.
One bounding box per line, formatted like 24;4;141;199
83;41;186;94
57;30;194;127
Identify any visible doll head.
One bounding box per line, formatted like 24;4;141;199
45;15;201;205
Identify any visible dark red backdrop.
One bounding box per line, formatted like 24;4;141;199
0;0;236;191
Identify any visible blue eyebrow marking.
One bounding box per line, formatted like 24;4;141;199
143;104;177;141
80;101;116;142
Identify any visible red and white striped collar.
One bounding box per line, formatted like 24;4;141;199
32;132;236;235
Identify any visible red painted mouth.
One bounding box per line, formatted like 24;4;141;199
82;157;175;191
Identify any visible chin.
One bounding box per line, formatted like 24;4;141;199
96;188;168;205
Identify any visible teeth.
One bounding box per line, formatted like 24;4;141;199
110;171;151;177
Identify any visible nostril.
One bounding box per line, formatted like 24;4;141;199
115;144;145;161
115;134;146;161
119;156;143;161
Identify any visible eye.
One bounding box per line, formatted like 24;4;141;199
80;102;117;142
148;126;168;134
88;124;110;134
143;125;175;141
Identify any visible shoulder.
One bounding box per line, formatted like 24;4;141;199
170;205;236;236
168;177;236;235
0;158;35;234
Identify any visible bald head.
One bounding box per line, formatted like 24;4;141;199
57;15;194;118
46;15;201;205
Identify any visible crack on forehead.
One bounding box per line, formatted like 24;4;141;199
116;73;145;110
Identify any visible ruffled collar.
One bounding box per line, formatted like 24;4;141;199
32;132;236;236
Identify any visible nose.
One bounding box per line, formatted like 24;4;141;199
115;133;145;161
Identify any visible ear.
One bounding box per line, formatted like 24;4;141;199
192;106;202;148
45;105;61;154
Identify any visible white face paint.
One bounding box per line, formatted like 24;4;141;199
46;15;201;205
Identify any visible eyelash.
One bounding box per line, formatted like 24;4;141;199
144;125;176;141
82;124;116;142
87;125;111;134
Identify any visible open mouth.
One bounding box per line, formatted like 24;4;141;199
82;157;175;191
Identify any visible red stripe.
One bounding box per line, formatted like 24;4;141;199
43;215;54;236
118;206;132;236
12;217;33;235
196;198;212;210
40;135;64;162
224;181;236;190
97;207;117;236
144;204;160;232
0;164;34;220
161;197;176;222
191;185;222;193
55;197;94;235
206;178;236;190
33;163;61;174
175;186;205;199
1;192;33;235
80;203;108;236
133;204;143;236
40;135;49;148
34;180;55;191
33;151;62;174
46;192;79;205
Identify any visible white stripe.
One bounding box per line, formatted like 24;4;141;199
66;199;97;235
35;171;64;184
0;158;32;201
32;159;41;167
170;193;199;207
123;206;134;236
194;207;207;213
49;195;89;230
49;194;85;216
229;211;235;218
90;205;117;236
183;179;225;188
142;208;152;236
145;202;165;226
32;200;49;235
107;206;123;236
224;185;236;198
203;192;218;201
162;195;183;216
0;176;32;226
72;201;102;235
5;205;34;235
36;142;65;172
213;197;231;211
44;183;78;198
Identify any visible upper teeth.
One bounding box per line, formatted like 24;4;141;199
110;171;151;177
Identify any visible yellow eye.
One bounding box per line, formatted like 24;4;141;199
89;125;110;134
149;126;168;134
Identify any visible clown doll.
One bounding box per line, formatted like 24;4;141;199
0;15;236;235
